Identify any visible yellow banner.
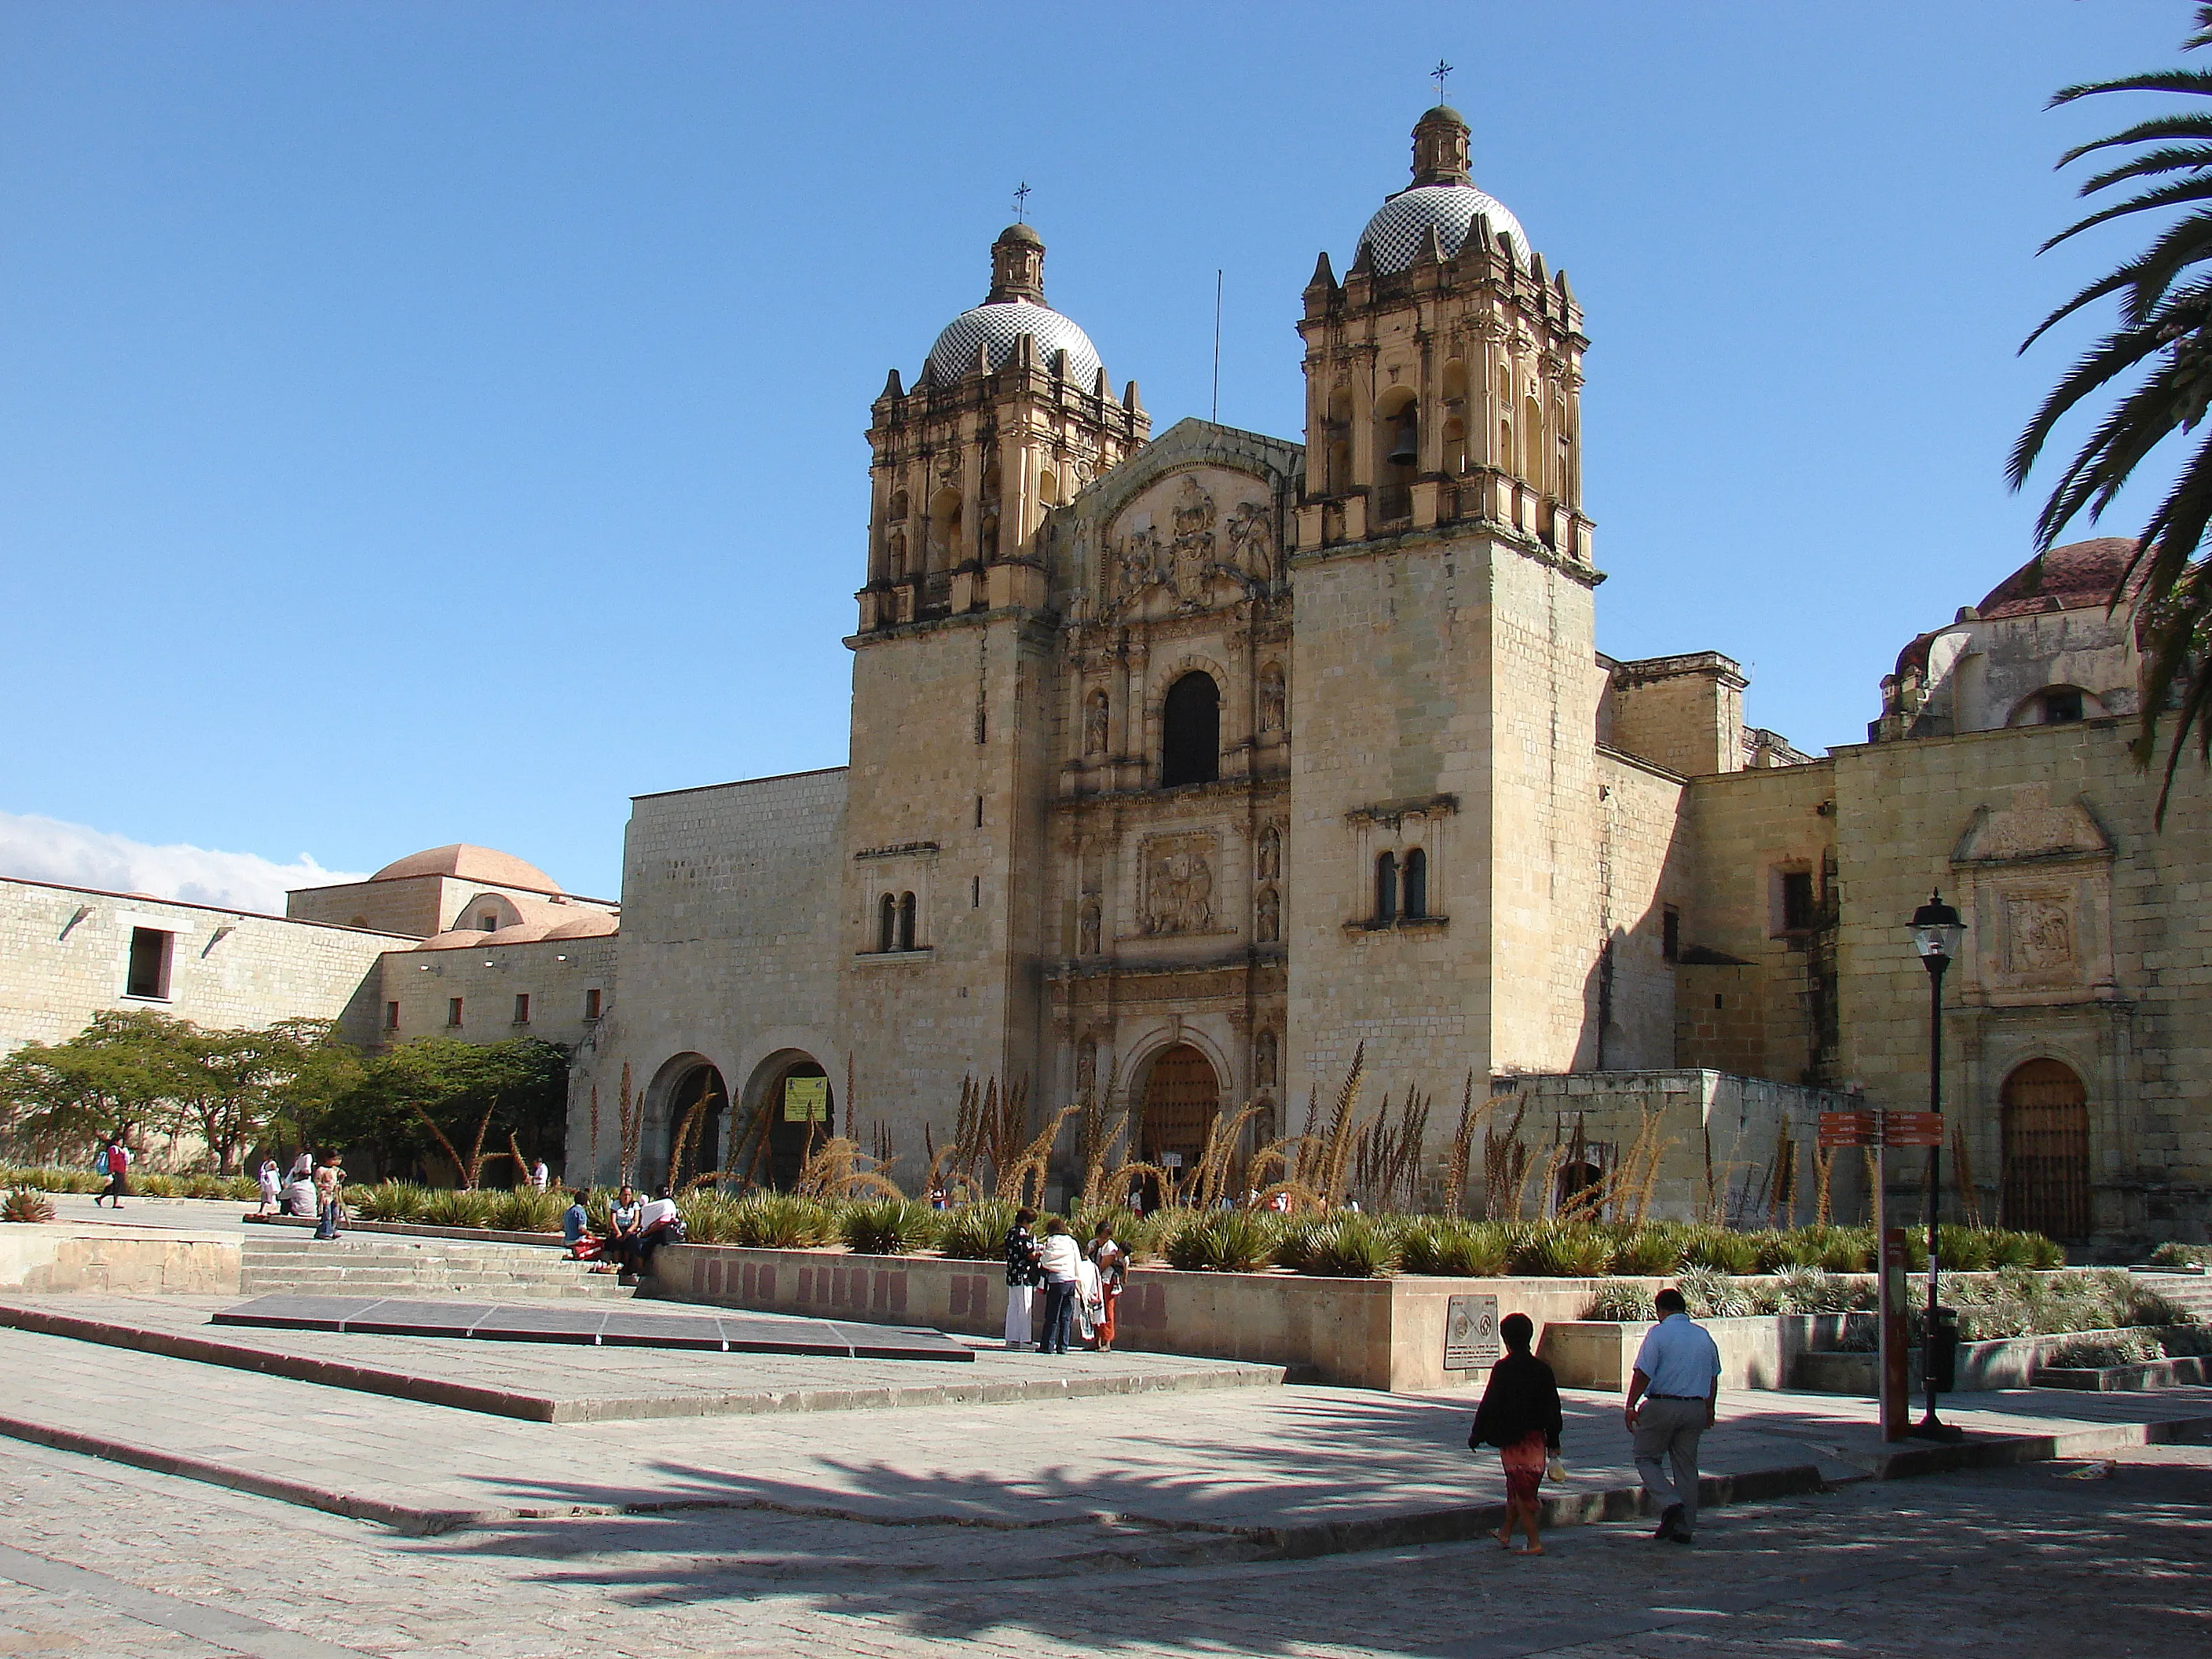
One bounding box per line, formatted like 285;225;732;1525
782;1076;829;1122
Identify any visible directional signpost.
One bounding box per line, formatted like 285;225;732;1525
1817;1106;1914;1439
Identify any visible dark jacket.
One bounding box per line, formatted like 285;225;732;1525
1469;1350;1564;1451
1004;1225;1042;1287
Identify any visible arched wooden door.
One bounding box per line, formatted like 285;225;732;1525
1141;1045;1219;1180
2001;1059;2090;1239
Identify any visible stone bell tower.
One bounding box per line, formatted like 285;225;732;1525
840;225;1148;1124
1286;105;1608;1096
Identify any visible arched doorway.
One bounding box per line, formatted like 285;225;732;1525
663;1063;729;1193
761;1057;833;1192
1160;673;1221;787
2001;1059;2091;1239
1141;1044;1218;1199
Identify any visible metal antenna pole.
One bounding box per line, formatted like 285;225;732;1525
1212;269;1223;423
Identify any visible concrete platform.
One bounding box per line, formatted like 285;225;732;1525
0;1294;1284;1422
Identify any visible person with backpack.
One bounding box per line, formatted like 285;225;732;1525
94;1137;131;1207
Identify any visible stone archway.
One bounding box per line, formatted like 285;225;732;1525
1140;1044;1219;1188
663;1062;729;1194
2001;1059;2091;1239
756;1055;833;1192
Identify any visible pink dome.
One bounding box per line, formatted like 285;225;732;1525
371;844;561;893
542;911;617;939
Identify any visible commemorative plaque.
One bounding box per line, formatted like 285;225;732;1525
1444;1293;1502;1371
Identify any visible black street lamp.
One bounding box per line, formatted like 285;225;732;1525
1910;890;1968;1443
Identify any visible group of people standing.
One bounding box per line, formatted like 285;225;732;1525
1001;1209;1126;1354
1468;1285;1723;1554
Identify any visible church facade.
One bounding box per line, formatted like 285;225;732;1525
546;106;2210;1246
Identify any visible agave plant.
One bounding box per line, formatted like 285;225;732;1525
492;1188;567;1233
676;1191;748;1244
349;1181;431;1223
1681;1226;1760;1275
1673;1266;1752;1320
421;1188;498;1229
2;1188;56;1224
840;1199;941;1257
1162;1210;1277;1272
1295;1214;1400;1279
725;1192;839;1249
936;1199;1018;1260
1770;1264;1853;1315
1583;1277;1657;1321
1613;1225;1688;1276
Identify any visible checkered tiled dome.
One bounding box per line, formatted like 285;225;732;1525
925;299;1103;386
1358;183;1527;275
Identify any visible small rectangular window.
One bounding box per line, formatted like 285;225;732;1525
447;997;464;1027
972;875;980;907
1781;870;1817;932
513;993;531;1025
125;928;172;998
975;795;984;827
1662;906;1680;964
384;1001;400;1031
584;987;602;1020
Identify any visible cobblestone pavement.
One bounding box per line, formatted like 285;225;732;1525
0;1429;2203;1657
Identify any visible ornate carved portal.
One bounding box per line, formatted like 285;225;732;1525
1104;472;1274;617
1141;1044;1218;1170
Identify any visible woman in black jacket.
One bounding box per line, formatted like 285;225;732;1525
1468;1313;1563;1555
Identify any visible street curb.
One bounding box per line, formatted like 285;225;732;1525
1863;1412;2212;1480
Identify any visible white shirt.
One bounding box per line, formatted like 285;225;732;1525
1633;1313;1723;1398
1037;1234;1082;1282
637;1197;679;1229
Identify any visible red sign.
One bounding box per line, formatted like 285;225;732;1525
1818;1111;1879;1148
1884;1111;1946;1147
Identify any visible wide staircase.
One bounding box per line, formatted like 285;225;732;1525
239;1231;634;1301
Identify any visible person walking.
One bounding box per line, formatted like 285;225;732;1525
1624;1286;1723;1544
255;1157;281;1216
1036;1218;1082;1356
1086;1219;1127;1353
1002;1207;1042;1350
1468;1313;1564;1555
94;1136;132;1208
311;1152;346;1240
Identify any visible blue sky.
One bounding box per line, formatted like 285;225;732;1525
0;1;2190;903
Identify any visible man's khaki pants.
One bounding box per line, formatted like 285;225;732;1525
1632;1396;1708;1533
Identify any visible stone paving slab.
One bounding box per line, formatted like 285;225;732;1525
0;1315;2203;1553
211;1293;977;1361
0;1294;1284;1422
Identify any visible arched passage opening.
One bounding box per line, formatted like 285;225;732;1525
660;1060;729;1194
759;1055;833;1191
2001;1059;2091;1238
1141;1043;1219;1203
1161;672;1221;787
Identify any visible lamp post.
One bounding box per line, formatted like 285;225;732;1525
1910;890;1967;1442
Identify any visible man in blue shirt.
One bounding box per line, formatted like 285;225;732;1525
561;1189;591;1254
1624;1287;1723;1543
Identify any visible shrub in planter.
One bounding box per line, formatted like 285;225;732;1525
420;1188;497;1229
840;1199;941;1257
1163;1210;1277;1272
1674;1266;1751;1319
727;1192;839;1249
134;1174;181;1198
1523;1226;1619;1277
937;1199;1018;1261
349;1181;430;1223
1071;1206;1160;1262
2048;1333;2163;1368
1613;1225;1688;1275
1400;1218;1512;1276
1935;1225;1996;1273
1583;1278;1657;1321
1681;1227;1760;1275
1814;1225;1877;1273
1295;1214;1400;1278
2;1188;57;1224
2148;1241;2210;1269
1272;1216;1330;1273
676;1192;748;1244
492;1188;566;1233
1771;1264;1851;1314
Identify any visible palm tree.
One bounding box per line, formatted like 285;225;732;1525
2012;4;2212;816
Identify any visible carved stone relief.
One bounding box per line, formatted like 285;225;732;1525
1078;897;1102;956
1253;1029;1278;1095
2007;897;2074;972
1076;1035;1098;1103
1104;470;1273;616
1258;665;1287;734
1255;884;1280;944
1082;689;1109;756
1255;822;1282;881
1137;835;1217;935
1954;787;2112;863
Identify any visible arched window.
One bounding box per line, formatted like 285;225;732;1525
896;892;917;952
888;489;910;522
1524;395;1544;488
1160;672;1221;787
1039;467;1059;506
1441;359;1469;476
877;893;898;953
929;489;961;569
886;529;907;581
1324;388;1353;493
1401;848;1428;920
1375;851;1398;924
980;511;1001;560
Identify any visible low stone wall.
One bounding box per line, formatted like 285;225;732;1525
0;1229;240;1296
1539;1315;1860;1391
1789;1325;2196;1394
647;1244;1653;1390
2035;1351;2212;1391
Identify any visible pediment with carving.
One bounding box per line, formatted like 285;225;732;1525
1953;788;2113;865
1101;468;1274;620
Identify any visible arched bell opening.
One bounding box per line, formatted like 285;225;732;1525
1375;386;1418;522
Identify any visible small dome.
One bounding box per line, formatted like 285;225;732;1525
371;844;561;893
926;300;1104;387
418;928;491;951
542;911;618;939
1358;183;1528;276
1977;538;2138;620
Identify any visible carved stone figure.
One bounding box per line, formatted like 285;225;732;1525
1168;477;1216;603
1253;1030;1278;1095
1258;665;1287;734
1225;499;1273;581
1079;897;1101;956
1083;689;1109;756
1255;884;1280;943
2010;898;2075;972
1255;822;1281;881
1076;1035;1098;1103
1140;840;1215;935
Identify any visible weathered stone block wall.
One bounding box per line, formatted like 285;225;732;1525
380;936;616;1058
1595;749;1690;1068
1602;652;1745;779
0;878;405;1062
570;770;845;1185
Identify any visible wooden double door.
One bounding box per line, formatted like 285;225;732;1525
2000;1059;2091;1240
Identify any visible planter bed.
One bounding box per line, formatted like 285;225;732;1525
1793;1325;2196;1395
244;1214;566;1250
2034;1352;2212;1391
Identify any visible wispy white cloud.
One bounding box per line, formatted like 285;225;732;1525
0;811;368;915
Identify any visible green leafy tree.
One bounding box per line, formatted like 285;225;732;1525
2013;3;2212;815
0;1009;183;1163
321;1038;569;1187
170;1018;353;1174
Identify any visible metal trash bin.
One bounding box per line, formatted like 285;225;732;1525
1927;1305;1960;1393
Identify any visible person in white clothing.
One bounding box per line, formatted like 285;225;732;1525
1035;1218;1084;1355
529;1159;551;1192
1002;1208;1042;1349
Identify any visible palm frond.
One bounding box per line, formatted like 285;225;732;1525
2041;175;2212;255
2077;142;2212;197
2057;111;2212;169
2051;68;2212;111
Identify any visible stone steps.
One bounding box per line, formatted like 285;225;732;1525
239;1234;633;1301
